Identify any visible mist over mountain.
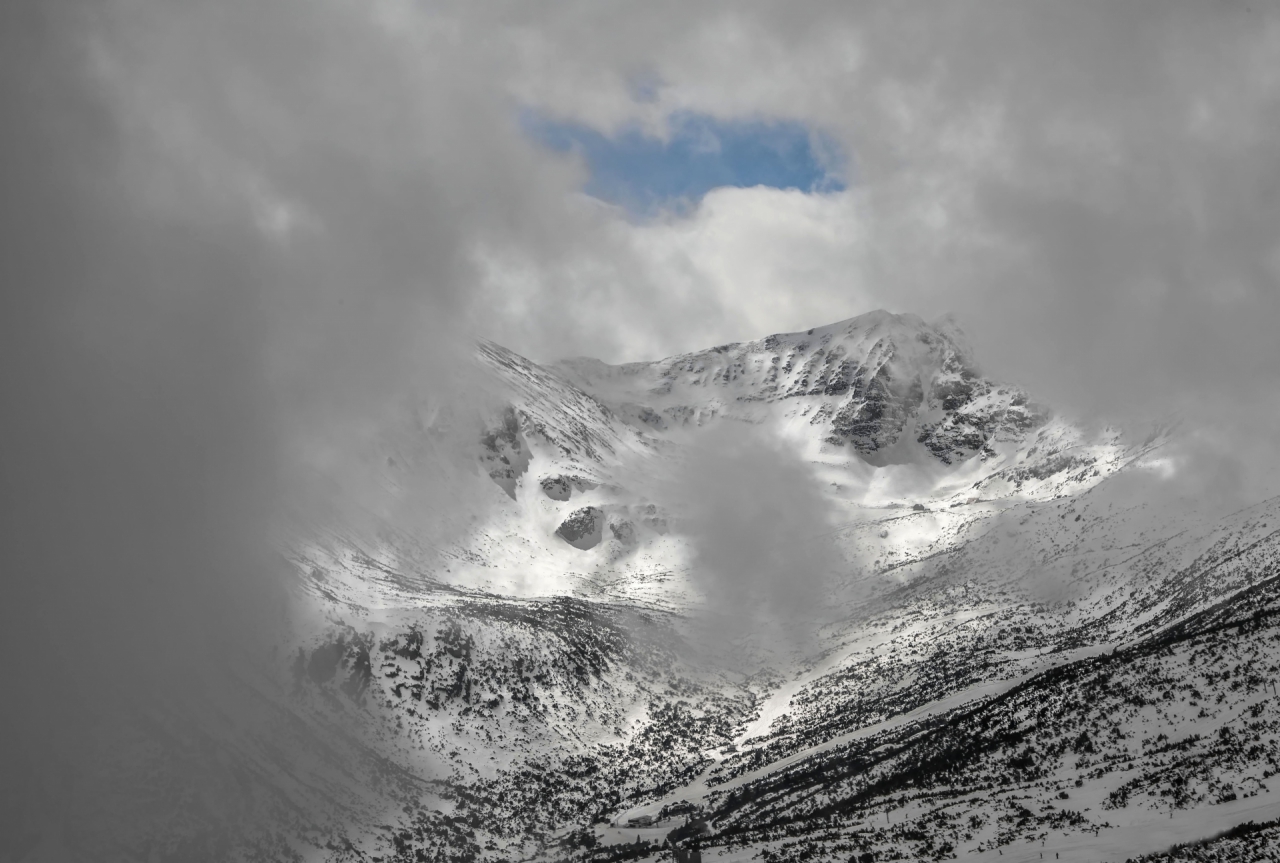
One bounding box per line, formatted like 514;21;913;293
12;308;1280;862
273;314;1280;863
6;3;1280;862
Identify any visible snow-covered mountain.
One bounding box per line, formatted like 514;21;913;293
47;311;1280;863
555;310;1045;467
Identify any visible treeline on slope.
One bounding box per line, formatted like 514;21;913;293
1130;816;1280;862
291;544;1280;862
688;572;1280;862
293;596;756;861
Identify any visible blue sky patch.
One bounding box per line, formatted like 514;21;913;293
523;110;846;214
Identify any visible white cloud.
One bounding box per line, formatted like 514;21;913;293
470;2;1280;426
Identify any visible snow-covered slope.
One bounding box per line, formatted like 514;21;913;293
50;311;1280;863
291;312;1149;613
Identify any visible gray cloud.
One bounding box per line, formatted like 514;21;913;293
4;0;1279;854
0;3;278;852
653;422;844;652
0;0;577;855
489;0;1280;498
485;3;1278;380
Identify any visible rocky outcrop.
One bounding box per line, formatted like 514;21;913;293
556;310;1050;466
479;406;530;499
540;474;598;502
556;506;604;550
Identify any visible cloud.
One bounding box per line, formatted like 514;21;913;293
653;422;844;650
0;0;578;853
481;3;1280;484
475;184;864;364
4;0;1280;853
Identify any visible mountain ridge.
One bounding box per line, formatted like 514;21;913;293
31;311;1280;863
553;310;1046;467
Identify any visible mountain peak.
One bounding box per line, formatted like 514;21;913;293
809;307;925;332
555;311;1040;466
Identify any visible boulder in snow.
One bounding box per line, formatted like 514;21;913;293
556;506;604;550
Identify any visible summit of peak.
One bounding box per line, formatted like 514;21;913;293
548;309;1042;467
759;309;933;346
826;308;926;330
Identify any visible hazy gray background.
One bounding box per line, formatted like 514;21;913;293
2;0;1278;857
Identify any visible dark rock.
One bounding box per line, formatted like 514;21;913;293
479;406;530;499
540;474;598;501
541;476;572;501
556;506;604;550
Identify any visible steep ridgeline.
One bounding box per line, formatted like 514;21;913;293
556;311;1046;465
413;312;1145;617
372;310;1148;613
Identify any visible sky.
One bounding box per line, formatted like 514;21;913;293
3;0;1280;856
521;108;845;214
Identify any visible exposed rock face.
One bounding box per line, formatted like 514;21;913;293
556;310;1049;466
479;405;530;499
556;506;604;550
540;474;598;502
541;476;572;501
